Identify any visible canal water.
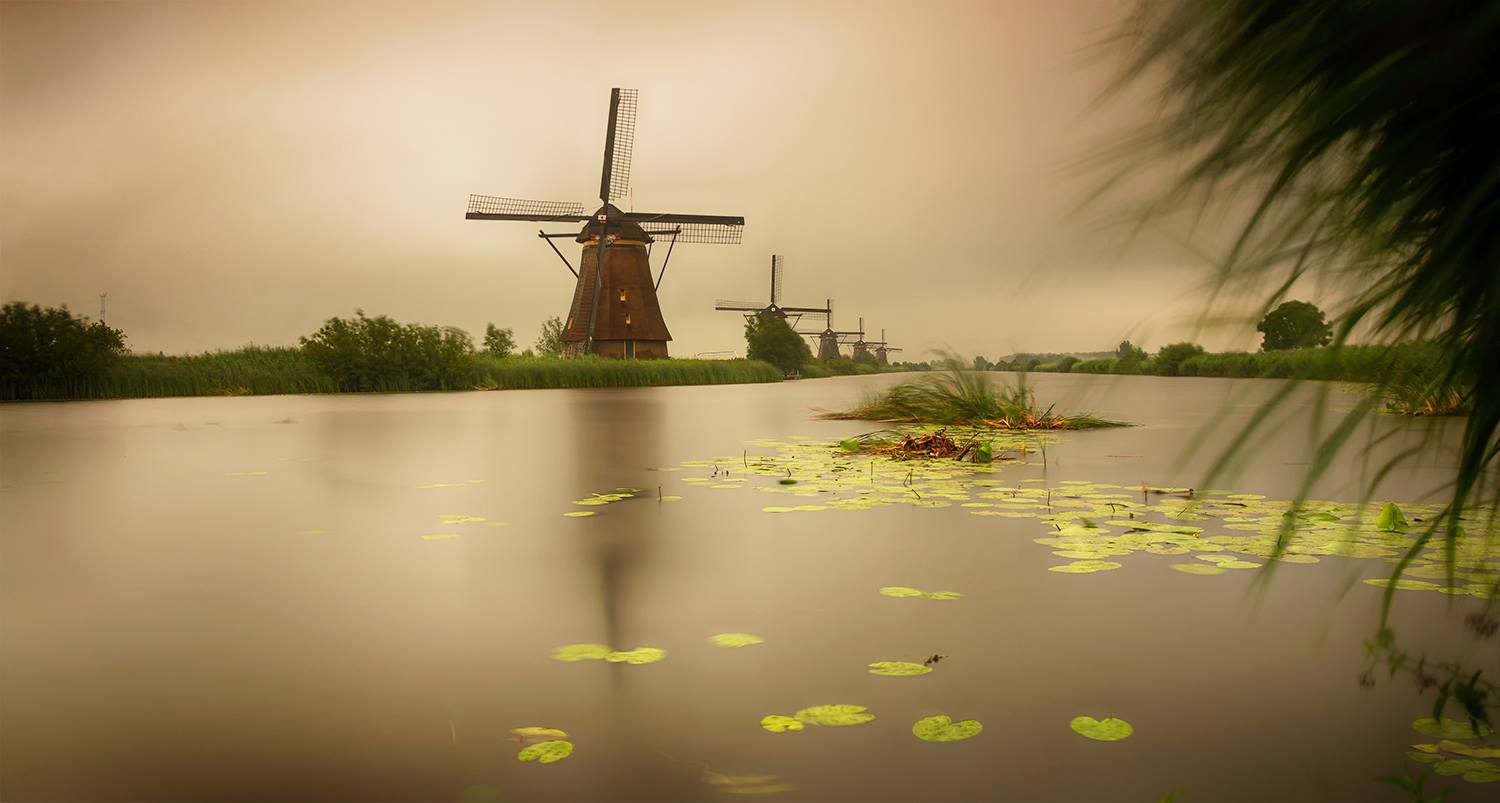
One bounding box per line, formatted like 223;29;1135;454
1;373;1493;801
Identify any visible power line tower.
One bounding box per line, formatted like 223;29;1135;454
99;293;107;324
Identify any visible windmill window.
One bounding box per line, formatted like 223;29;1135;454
625;314;633;325
566;317;574;330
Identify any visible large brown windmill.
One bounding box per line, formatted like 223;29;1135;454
466;88;744;359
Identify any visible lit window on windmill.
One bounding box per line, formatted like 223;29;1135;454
618;289;627;302
625;314;633;326
566;317;573;330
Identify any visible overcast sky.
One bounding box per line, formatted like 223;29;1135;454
1;0;1285;358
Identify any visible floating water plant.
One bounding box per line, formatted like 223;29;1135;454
879;586;963;600
912;715;983;742
1070;716;1133;741
708;633;764;648
759;715;803;733
512;726;568;740
1047;560;1123;574
606;647;666;664
867;661;932;677
793;704;876;727
1413;717;1495;740
517;740;573;764
552;643;612;662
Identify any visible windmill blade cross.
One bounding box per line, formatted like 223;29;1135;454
599;88;638;203
466;195;588;221
771;255;784;305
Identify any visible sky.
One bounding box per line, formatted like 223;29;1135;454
1;0;1283;359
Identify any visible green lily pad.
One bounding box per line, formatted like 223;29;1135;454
794;704;876;727
912;715;983;742
1170;563;1227;575
1413;717;1496;739
606;647;666;664
562;511;596;518
517;740;573;764
512;726;568;740
1440;740;1500;758
1464;767;1500;783
1070;716;1133;741
879;586;962;600
760;715;804;733
1378;502;1409;531
1365;578;1442;591
552;643;611;662
868;661;932;677
1434;758;1496;776
709;633;764;648
1047;560;1123;574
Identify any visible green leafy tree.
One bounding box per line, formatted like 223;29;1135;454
483;324;515;357
534;316;565;357
1154;342;1205;376
973;356;992;371
300;310;474;392
1116;340;1147;370
0;302;126;396
744;311;812;374
1256;301;1332;351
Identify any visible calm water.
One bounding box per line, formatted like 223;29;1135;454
0;374;1490;802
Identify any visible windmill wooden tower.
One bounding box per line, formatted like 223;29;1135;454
466;88;744;359
797;300;862;361
715;255;831;329
848;317;872;362
872;329;902;367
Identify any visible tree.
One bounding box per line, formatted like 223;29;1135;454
1116;340;1147;368
1154;342;1205;377
534;316;565;357
1257;301;1332;352
0;302;127;396
973;356;992;371
300;310;474;392
483;324;515;358
744;311;812;375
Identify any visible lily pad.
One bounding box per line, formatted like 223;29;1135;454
562;511;596;518
1378;502;1409;531
1440;740;1500;759
1047;560;1122;574
912;715;983;742
1070;716;1133;741
1434;758;1496;776
794;704;876;727
552;643;611;662
709;633;765;648
879;586;961;600
867;661;932;677
1364;578;1442;591
606;647;666;664
1170;563;1227;575
1413;717;1496;739
760;715;804;733
512;726;568;740
517;740;573;764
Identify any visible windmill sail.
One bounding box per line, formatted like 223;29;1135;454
771;255;784;305
466;195;587;221
599;88;638;203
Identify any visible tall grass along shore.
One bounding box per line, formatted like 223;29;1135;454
1;347;783;402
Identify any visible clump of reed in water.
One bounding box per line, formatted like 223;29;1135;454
820;362;1124;430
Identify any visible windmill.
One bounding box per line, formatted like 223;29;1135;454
465;88;744;359
872;329;903;367
847;317;873;362
796;300;863;361
714;255;832;329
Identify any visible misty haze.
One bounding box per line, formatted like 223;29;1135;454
3;2;1497;802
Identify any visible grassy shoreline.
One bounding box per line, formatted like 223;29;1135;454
0;347;784;402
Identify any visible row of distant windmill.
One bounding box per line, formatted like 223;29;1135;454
465;87;899;365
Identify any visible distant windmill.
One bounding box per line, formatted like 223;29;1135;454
796;300;862;361
872;329;903;367
714;255;832;329
847;317;872;362
465;88;744;359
